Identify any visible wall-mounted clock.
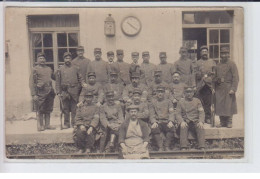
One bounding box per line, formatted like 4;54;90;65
121;16;142;37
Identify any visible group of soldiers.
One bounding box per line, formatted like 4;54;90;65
30;45;239;155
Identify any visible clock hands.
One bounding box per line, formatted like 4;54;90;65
127;21;138;31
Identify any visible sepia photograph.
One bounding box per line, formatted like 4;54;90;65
4;6;244;160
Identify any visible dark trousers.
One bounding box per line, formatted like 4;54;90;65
198;85;212;120
219;116;232;127
151;122;175;148
38;92;55;114
180;121;205;149
62;98;77;127
73;126;96;150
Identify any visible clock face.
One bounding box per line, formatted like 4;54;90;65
121;16;142;36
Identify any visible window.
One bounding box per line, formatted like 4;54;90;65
28;15;79;71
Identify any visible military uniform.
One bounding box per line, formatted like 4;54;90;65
169;81;187;108
140;51;157;86
79;72;104;104
115;49;131;85
103;82;124;103
87;48;109;86
73;91;100;152
100;91;124;151
157;52;174;84
176;88;205;149
195;46;216;123
55;52;85;128
29;52;56;131
215;47;239;127
150;86;175;151
172;57;194;86
72;46;91;82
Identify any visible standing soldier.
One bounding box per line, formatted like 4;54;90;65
106;51;119;79
122;72;148;105
150;86;175;151
29;52;56;131
78;72;104;107
103;67;124;105
129;52;143;78
87;48;109;86
100;90;124;152
140;51;156;86
73;91;100;154
56;52;86;129
195;45;216;124
215;46;239;128
115;49;131;86
72;46;91;82
169;72;187;110
176;86;205;150
172;47;194;86
157;52;173;84
148;69;171;102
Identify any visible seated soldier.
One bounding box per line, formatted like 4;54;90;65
150;86;176;151
118;105;150;159
176;86;205;150
73;91;100;154
78;72;104;107
100;90;124;152
169;71;187;109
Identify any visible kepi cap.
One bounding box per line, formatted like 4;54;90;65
88;72;96;77
142;51;149;56
37;52;45;58
132;88;142;95
159;52;167;57
116;49;124;55
63;52;72;58
107;51;114;55
77;46;84;51
220;46;230;53
200;45;208;51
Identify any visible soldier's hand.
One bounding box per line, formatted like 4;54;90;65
77;101;83;107
167;121;174;128
80;125;86;131
197;122;204;129
82;83;88;88
33;95;39;101
229;90;235;95
181;122;188;129
115;100;120;105
151;122;158;129
96;102;101;107
87;127;93;134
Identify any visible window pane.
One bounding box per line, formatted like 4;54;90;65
209;30;219;44
69;48;77;60
220;29;230;43
32;33;42;47
58;48;68;62
34;49;42;63
183;13;195;24
194;12;207;24
43;33;53;47
209;12;220;24
57;33;67;47
68;33;78;47
220;11;232;23
209;45;219;59
43;49;54;62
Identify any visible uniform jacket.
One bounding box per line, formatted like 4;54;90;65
75;102;100;128
169;82;187;101
157;63;174;84
79;83;104;103
148;81;171;98
87;59;109;84
176;97;205;124
122;83;148;102
103;83;124;102
55;64;84;102
118;119;150;144
215;60;239;116
149;98;175;124
140;62;156;86
172;58;195;86
100;102;124;129
129;63;144;79
72;56;91;82
116;61;131;85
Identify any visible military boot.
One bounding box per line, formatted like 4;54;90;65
109;134;116;152
165;132;174;151
37;113;45;131
219;116;227;127
44;113;56;130
154;134;164;151
99;133;107;153
227;117;233;128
